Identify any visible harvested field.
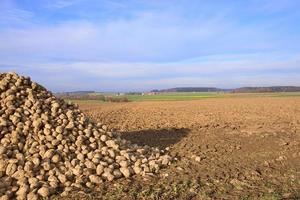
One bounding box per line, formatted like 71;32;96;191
74;97;300;199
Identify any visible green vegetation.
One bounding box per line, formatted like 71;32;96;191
224;92;300;98
65;92;300;103
126;92;221;101
124;92;300;101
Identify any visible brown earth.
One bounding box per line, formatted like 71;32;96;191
64;97;300;200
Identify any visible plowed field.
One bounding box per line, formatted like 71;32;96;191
65;97;300;200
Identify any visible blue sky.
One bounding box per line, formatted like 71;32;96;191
0;0;300;92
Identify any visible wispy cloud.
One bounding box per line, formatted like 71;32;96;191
0;9;292;63
0;8;32;22
248;0;300;14
45;0;81;9
1;52;299;91
0;0;299;91
0;0;33;27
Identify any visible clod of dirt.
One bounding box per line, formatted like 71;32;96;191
0;72;172;200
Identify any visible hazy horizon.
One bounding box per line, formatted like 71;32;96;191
52;85;300;93
1;0;300;92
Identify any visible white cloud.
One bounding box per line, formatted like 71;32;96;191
67;52;300;74
45;0;81;9
0;0;299;91
249;0;299;13
0;8;276;63
0;0;33;26
1;52;299;91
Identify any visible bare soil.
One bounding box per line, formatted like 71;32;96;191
64;97;300;200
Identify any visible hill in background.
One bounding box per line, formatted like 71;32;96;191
151;87;227;93
151;86;300;93
232;86;300;93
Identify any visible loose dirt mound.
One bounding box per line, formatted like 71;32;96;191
0;72;171;200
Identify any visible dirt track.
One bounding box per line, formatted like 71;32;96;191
69;97;300;199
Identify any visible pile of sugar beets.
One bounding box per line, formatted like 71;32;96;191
0;72;172;200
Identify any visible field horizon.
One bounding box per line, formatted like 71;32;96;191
1;0;300;199
61;91;300;103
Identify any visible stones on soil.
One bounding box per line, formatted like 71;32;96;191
191;155;202;162
0;72;172;200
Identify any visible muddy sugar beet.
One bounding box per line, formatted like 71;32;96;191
0;72;172;200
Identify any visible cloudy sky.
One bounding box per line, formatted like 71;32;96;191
0;0;300;92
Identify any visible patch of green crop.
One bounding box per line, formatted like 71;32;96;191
125;92;223;101
65;92;300;102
